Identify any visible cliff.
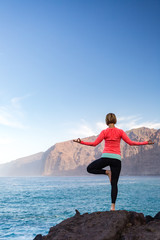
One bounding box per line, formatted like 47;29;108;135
42;127;160;176
0;127;159;176
0;152;43;176
121;127;160;175
33;210;160;240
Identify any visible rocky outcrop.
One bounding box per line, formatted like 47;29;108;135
0;127;160;176
33;210;160;240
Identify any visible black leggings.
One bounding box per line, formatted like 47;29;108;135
87;158;121;204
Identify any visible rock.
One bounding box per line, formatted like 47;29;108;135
121;221;160;240
35;210;160;240
145;215;154;223
146;211;160;223
33;234;43;240
75;209;81;216
154;211;160;220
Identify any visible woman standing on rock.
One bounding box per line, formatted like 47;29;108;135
73;113;154;211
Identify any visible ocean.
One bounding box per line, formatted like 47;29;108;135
0;176;160;240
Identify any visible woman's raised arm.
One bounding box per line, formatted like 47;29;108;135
121;130;154;145
73;130;105;147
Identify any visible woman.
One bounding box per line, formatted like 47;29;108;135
73;113;154;211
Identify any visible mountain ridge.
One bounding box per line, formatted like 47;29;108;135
0;127;159;176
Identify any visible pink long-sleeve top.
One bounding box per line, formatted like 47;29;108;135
80;127;148;160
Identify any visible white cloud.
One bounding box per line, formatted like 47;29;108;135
116;115;142;130
0;95;29;129
0;108;25;128
70;115;160;139
69;120;96;138
124;121;160;130
11;97;22;109
97;115;160;131
11;94;30;110
75;125;95;136
96;121;106;130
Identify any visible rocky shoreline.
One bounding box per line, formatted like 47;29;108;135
34;210;160;240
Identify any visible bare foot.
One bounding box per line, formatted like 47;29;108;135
110;208;115;211
110;203;115;211
105;170;111;183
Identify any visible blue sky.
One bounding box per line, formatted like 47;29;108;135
0;0;160;163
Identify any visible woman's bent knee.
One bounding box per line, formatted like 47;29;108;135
87;165;92;173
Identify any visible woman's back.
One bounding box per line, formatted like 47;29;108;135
102;127;122;155
80;127;148;155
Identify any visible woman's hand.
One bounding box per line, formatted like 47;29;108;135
148;140;154;145
73;138;81;143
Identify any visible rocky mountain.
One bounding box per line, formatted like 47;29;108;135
0;152;43;176
0;127;159;176
121;127;160;175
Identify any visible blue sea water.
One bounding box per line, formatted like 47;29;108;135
0;176;160;240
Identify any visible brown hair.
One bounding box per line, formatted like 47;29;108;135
105;113;117;125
